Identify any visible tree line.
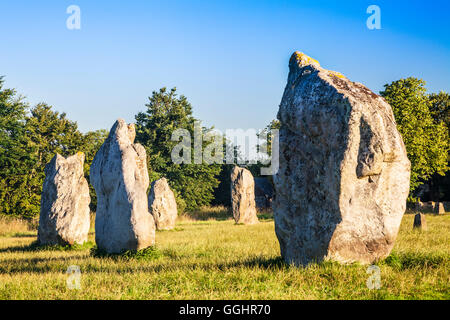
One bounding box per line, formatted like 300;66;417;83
0;76;449;219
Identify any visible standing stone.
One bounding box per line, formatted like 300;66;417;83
413;213;427;230
148;178;178;230
443;201;450;212
274;52;411;265
419;201;434;213
231;166;259;225
435;202;445;215
90;119;155;253
427;201;436;213
38;153;90;245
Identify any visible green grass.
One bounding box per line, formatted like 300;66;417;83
0;209;449;300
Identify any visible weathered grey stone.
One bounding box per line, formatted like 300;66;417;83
90;119;155;253
435;202;445;215
274;52;411;265
231;166;259;225
148;178;178;230
38;153;90;245
413;213;427;230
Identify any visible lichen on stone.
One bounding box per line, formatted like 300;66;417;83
291;51;320;68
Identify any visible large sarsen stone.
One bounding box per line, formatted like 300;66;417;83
231;166;259;225
90;119;155;253
38;152;90;245
148;178;178;230
274;52;411;265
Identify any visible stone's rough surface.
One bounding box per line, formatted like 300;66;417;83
231;166;259;225
90;119;155;253
38;153;90;245
274;52;411;265
148;178;178;230
413;213;427;230
435;202;445;215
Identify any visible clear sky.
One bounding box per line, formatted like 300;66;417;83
0;0;449;133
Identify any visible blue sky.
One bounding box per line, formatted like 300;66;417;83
0;0;449;133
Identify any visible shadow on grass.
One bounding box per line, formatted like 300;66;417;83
218;256;288;270
0;241;95;253
183;207;274;223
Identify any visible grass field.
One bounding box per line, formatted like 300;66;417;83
0;208;449;300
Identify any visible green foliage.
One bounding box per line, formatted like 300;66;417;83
247;119;280;179
0;78;35;218
429;91;450;132
211;163;233;207
82;129;108;211
383;251;447;270
258;119;280;158
380;78;449;193
135;87;221;212
0;79;106;218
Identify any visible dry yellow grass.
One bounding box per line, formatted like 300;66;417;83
0;216;35;237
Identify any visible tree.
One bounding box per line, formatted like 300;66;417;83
19;104;89;217
0;77;34;217
0;85;100;219
135;87;221;212
82;129;109;211
423;92;450;201
429;92;450;142
380;78;449;195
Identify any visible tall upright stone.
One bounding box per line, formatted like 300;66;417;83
274;52;411;265
90;119;155;253
148;178;178;230
38;153;90;245
231;166;258;225
435;202;445;215
413;213;427;230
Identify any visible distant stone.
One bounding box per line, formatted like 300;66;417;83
273;52;411;265
148;178;178;230
443;201;450;212
423;201;436;213
231;166;259;225
435;202;445;215
38;153;90;246
416;201;424;211
90;119;155;253
413;213;427;230
254;177;274;209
